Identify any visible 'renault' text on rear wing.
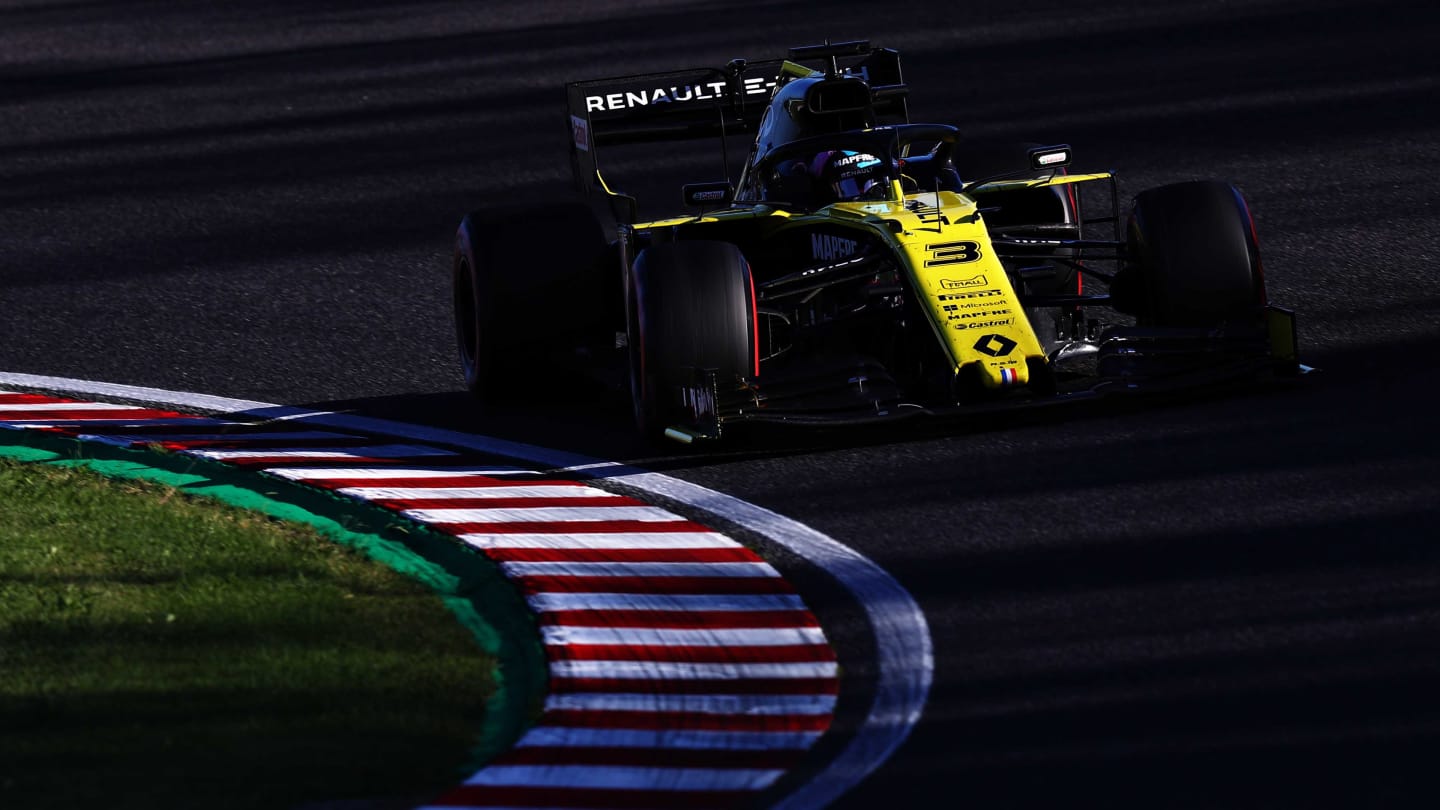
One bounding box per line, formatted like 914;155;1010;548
565;42;908;199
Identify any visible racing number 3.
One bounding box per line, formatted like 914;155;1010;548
925;241;982;266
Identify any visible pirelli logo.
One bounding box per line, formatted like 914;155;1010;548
925;241;981;267
938;289;1003;302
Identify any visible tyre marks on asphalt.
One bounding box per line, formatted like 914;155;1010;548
0;390;838;808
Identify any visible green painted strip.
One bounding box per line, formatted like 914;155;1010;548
0;444;61;462
0;428;545;769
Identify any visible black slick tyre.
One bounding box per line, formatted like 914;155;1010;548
452;203;608;407
627;240;756;439
1121;180;1264;327
453;213;497;401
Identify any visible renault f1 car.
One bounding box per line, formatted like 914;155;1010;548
452;41;1300;443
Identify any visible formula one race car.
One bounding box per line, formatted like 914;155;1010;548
452;41;1300;442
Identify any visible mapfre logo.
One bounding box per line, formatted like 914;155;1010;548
812;233;859;261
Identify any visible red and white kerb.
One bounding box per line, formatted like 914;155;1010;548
0;390;838;809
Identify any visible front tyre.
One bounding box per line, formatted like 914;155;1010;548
628;240;756;439
1118;180;1265;327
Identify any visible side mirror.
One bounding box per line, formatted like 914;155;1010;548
1027;144;1072;171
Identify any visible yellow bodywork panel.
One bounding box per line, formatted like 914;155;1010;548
875;192;1045;388
779;60;822;80
809;189;1047;389
633;172;1097;391
635;205;795;231
968;171;1112;194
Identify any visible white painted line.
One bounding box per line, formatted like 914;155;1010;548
549;660;839;680
502;561;779;579
336;484;616;500
64;423;239;441
539;625;826;648
66;418;240;428
0;376;278;413
543;692;838;715
190;444;455;460
463;532;741;551
0;402;139;411
3;418;204;427
526;593;807;613
266;465;538;480
84;430;359;444
0;372;931;810
462;764;783;791
402;505;680;524
513;725;824;750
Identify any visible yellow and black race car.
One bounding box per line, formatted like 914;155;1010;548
452;41;1301;443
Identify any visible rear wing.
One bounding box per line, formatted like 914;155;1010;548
565;42;908;197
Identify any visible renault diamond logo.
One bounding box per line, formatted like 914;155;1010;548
973;334;1017;357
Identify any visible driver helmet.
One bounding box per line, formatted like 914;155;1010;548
809;149;891;201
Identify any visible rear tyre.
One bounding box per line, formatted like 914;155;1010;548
452;203;609;407
1119;180;1264;326
453;215;495;399
628;240;756;438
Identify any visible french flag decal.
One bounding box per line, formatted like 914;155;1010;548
999;367;1017;385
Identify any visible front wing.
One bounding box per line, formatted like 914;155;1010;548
659;307;1302;443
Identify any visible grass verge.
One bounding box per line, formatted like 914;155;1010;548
0;455;497;810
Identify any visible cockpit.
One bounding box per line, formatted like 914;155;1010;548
748;125;962;209
764;149;895;206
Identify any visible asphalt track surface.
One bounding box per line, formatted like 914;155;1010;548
3;0;1440;807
